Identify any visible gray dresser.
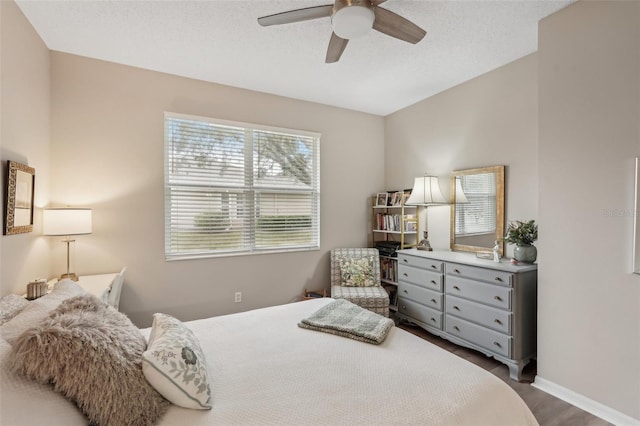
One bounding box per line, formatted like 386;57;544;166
396;249;537;381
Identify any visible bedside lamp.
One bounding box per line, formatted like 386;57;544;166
43;208;92;281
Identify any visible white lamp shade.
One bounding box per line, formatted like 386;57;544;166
332;5;375;39
43;208;92;236
406;175;447;205
454;177;469;204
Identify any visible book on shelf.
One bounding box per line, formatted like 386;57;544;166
380;257;397;283
376;213;403;232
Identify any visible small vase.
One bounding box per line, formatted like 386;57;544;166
513;244;537;263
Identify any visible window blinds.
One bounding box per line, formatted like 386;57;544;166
454;173;497;236
164;112;320;259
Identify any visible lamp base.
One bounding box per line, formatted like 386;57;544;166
60;272;79;282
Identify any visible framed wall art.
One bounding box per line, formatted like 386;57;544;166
4;161;35;235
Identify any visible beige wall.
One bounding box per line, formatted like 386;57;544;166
537;0;640;420
384;53;539;257
50;52;385;326
0;1;52;293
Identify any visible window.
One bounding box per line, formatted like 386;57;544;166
454;173;497;236
164;112;320;260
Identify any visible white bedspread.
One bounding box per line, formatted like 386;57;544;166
1;298;537;425
154;298;538;426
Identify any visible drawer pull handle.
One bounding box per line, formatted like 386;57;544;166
430;318;436;323
453;306;460;311
403;289;408;294
403;273;408;277
493;342;502;348
403;258;408;263
430;298;437;304
430;265;437;269
494;277;503;282
401;305;406;309
494;319;502;325
453;269;461;274
453;325;460;331
494;296;502;301
453;285;460;291
430;280;436;285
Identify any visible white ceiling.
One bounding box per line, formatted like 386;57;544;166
16;0;574;116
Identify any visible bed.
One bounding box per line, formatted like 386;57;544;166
0;281;538;426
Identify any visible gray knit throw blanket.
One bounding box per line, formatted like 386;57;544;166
298;299;394;345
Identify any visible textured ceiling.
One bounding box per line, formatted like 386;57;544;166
16;0;574;116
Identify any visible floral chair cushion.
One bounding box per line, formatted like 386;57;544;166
142;313;212;410
339;256;376;287
330;248;381;287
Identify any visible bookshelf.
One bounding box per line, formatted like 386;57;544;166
370;193;419;312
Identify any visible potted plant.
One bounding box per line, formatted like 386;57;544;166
504;219;538;263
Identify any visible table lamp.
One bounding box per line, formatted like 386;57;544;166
43;208;92;281
405;174;447;251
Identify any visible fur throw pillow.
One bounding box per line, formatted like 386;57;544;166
8;294;170;426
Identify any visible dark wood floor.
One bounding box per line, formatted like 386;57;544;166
397;322;611;426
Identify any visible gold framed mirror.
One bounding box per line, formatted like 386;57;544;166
4;161;35;235
450;165;505;255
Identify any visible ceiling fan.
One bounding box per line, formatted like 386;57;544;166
257;0;426;63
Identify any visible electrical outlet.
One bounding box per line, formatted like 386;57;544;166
235;292;242;303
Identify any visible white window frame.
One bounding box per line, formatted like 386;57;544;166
164;112;320;260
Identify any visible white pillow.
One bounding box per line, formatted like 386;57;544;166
142;313;212;410
0;279;86;343
0;295;29;326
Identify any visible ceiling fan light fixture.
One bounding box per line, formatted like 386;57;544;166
332;5;375;39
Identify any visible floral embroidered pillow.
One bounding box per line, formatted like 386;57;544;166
339;257;376;287
142;313;212;410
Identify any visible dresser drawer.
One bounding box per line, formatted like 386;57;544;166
445;295;511;335
398;281;442;310
398;265;443;292
446;316;512;358
446;263;513;287
397;297;443;329
398;254;444;273
446;276;512;310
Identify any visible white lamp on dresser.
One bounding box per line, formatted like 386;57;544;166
405;174;448;251
43;208;92;281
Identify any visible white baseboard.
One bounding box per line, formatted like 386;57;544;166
532;376;640;426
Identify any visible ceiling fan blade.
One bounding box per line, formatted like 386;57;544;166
372;7;426;44
258;5;333;27
325;32;349;63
